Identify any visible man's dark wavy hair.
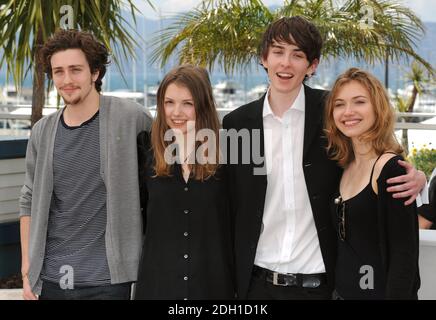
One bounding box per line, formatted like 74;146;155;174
39;29;110;93
259;16;323;66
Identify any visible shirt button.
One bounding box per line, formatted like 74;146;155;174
184;254;188;259
184;187;189;191
184;209;189;214
184;232;189;237
184;276;188;281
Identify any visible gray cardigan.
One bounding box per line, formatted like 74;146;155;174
19;95;153;294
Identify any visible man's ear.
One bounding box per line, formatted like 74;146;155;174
308;59;319;76
92;70;100;82
260;54;269;70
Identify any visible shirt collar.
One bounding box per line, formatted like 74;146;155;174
263;84;305;119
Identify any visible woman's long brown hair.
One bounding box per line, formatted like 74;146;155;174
151;65;221;180
325;68;403;167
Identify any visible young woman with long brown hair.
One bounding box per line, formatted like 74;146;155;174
134;65;234;300
325;68;420;299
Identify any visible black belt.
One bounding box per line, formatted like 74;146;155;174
252;265;327;288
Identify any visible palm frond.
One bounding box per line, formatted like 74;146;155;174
149;0;433;76
0;0;154;87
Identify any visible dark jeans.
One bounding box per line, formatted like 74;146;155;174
246;271;331;300
39;281;132;300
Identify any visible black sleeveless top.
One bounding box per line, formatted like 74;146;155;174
332;154;393;299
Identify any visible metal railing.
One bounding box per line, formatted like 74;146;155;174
1;106;436;132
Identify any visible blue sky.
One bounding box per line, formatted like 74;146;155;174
134;0;436;22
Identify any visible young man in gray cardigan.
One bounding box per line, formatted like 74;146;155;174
19;30;152;300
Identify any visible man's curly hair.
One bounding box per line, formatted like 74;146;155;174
39;29;110;92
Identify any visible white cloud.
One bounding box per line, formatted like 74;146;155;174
402;0;436;22
135;0;285;19
134;0;201;19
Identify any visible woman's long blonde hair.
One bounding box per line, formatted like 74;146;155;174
151;65;221;180
325;68;403;167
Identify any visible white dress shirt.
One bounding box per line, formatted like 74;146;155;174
254;85;326;274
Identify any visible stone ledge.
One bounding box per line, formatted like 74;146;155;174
0;289;23;300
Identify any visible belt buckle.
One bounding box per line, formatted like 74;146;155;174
272;272;289;286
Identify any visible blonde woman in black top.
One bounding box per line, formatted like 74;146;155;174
324;68;420;299
135;65;234;300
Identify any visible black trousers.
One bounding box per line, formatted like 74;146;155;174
39;281;132;300
246;272;332;300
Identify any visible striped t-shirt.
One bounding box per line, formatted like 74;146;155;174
41;110;111;287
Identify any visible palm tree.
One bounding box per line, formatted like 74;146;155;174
405;61;427;113
394;94;410;155
151;0;434;76
0;0;154;126
152;0;272;73
396;61;434;154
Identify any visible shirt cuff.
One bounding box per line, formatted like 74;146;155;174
417;183;429;207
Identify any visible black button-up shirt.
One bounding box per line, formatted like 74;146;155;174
135;132;235;300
